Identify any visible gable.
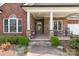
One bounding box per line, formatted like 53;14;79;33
0;3;26;18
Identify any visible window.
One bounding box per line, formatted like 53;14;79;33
54;21;57;31
3;14;22;33
10;19;16;32
54;20;63;31
58;21;62;30
18;19;22;32
4;18;8;32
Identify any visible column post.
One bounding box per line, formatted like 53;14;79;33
49;11;54;37
27;12;31;39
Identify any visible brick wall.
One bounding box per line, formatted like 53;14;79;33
44;17;49;35
0;3;27;36
30;14;35;32
68;20;79;24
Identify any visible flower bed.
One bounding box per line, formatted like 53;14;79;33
60;36;79;56
0;36;29;55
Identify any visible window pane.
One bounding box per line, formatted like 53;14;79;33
18;20;22;25
10;19;16;32
18;26;22;32
5;20;8;25
9;14;17;18
5;26;8;32
58;21;62;30
54;21;57;31
18;20;22;32
4;19;8;32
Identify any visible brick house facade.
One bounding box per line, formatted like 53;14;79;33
0;3;79;38
0;3;27;36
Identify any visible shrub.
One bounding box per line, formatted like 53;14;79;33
50;36;60;46
0;36;29;46
0;36;8;44
17;36;29;46
69;37;79;49
6;36;18;44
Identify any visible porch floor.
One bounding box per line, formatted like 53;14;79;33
31;34;49;40
31;34;70;40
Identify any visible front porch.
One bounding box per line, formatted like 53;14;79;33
22;6;79;37
26;12;70;39
22;6;79;40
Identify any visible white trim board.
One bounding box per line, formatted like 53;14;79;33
22;7;79;12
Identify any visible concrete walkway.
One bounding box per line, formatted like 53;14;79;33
27;42;69;56
27;35;70;56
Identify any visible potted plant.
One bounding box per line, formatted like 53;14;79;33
16;45;25;56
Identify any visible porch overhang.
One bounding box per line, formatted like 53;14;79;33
22;7;79;12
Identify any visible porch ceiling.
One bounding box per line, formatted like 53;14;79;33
22;6;79;19
22;7;79;18
31;12;76;18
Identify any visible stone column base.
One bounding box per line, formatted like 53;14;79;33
26;30;31;39
49;30;54;37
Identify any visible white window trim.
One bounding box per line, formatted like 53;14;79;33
3;18;4;33
54;20;63;31
3;18;22;33
8;18;10;32
16;18;18;32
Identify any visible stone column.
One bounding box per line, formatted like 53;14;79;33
27;12;31;39
49;12;54;37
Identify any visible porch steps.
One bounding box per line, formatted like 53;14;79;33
29;36;70;47
30;40;49;42
29;40;51;47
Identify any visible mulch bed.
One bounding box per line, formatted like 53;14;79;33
0;44;17;56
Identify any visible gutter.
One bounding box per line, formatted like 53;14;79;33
21;5;79;7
